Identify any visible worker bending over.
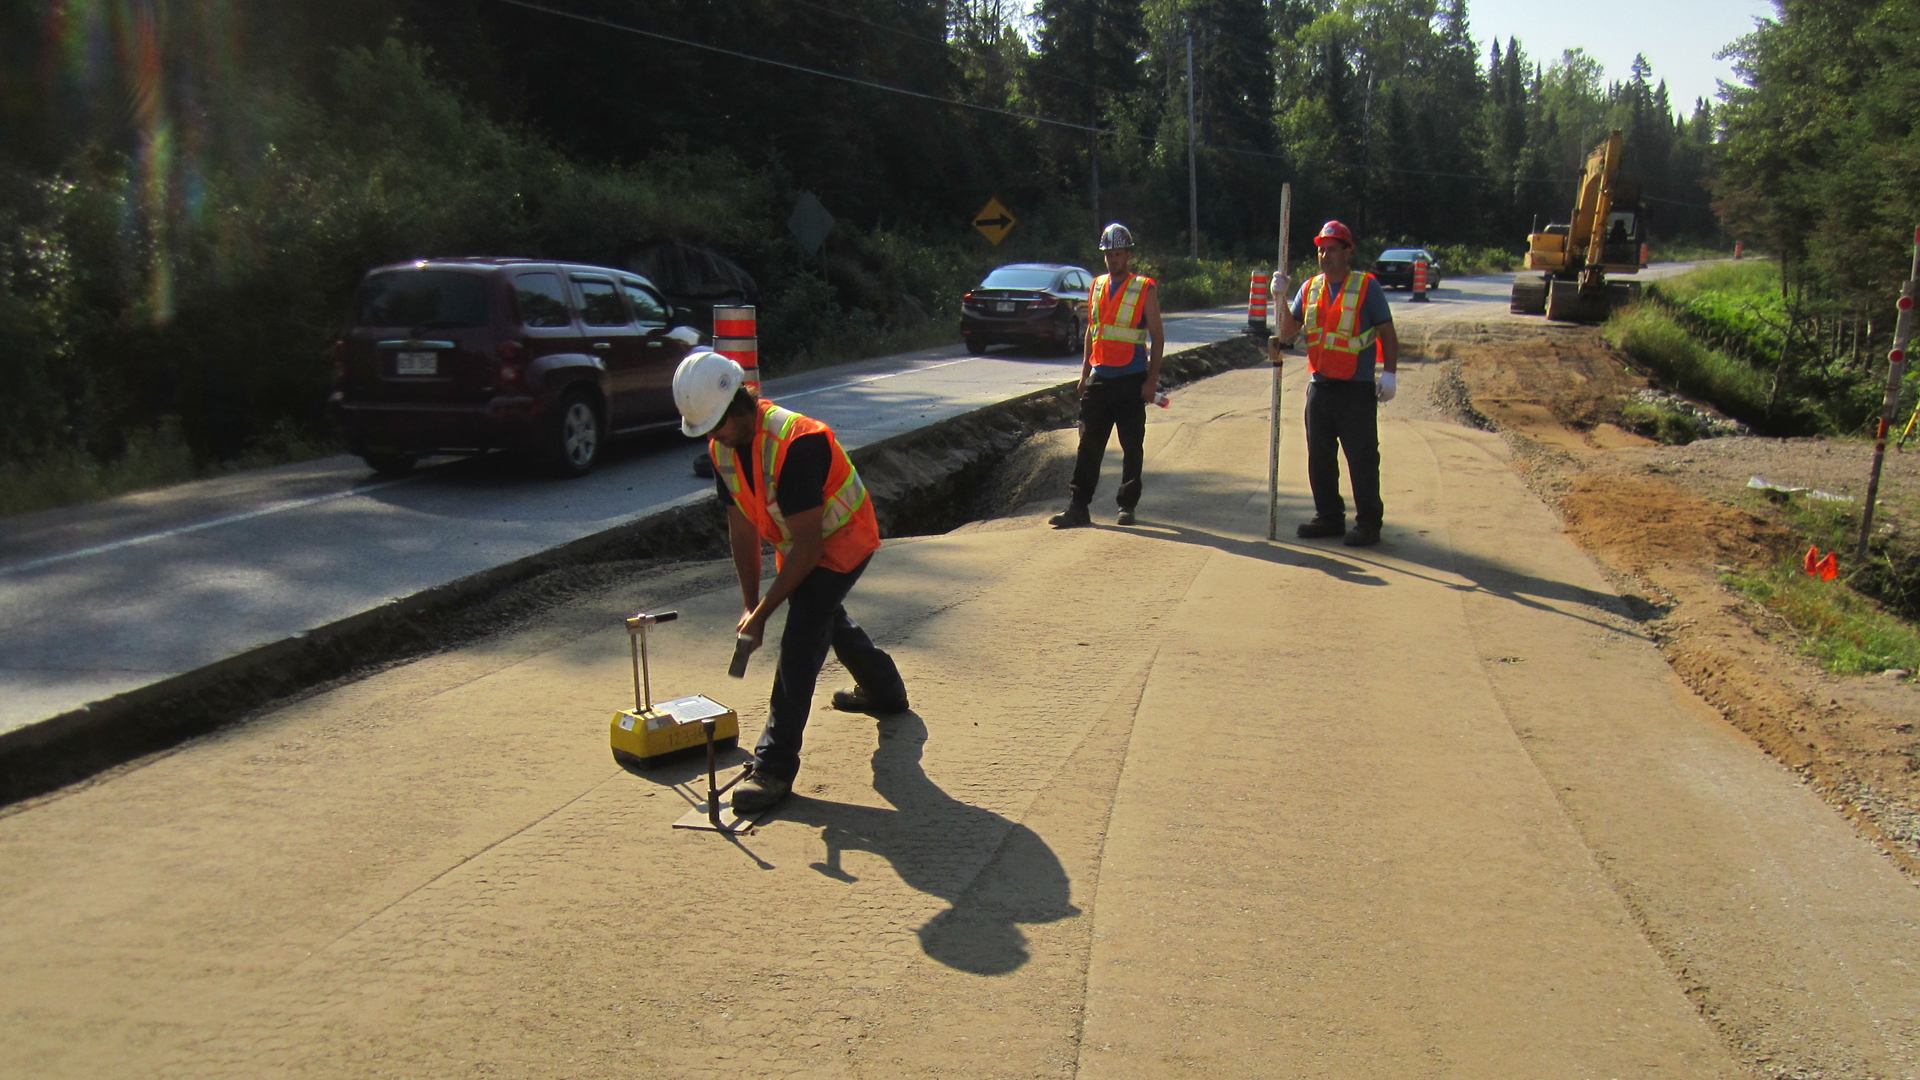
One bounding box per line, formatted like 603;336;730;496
1050;222;1166;528
1275;220;1399;547
673;351;910;813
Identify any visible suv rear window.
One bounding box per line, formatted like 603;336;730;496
352;271;489;329
515;273;572;328
622;282;668;326
574;277;629;327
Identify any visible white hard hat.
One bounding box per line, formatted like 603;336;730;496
1098;223;1135;250
672;349;746;438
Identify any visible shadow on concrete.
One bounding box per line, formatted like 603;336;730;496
774;711;1077;976
1124;517;1655;638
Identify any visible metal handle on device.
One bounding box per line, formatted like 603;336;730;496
625;610;679;712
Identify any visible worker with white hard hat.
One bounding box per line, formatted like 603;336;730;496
1048;221;1166;528
672;349;909;812
1274;220;1400;547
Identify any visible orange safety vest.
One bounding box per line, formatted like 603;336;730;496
1086;272;1155;368
711;400;881;574
1302;271;1381;381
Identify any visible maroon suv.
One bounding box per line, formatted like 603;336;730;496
330;258;697;477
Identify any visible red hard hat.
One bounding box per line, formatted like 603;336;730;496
1313;221;1354;248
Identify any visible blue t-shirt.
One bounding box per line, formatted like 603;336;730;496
1289;273;1393;382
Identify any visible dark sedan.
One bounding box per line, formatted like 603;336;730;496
960;263;1094;356
1372;248;1443;290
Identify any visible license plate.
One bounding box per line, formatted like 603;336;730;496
394;351;438;375
994;301;1014;313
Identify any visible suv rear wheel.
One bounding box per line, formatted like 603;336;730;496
549;390;603;477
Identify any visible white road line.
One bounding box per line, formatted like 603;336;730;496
0;475;421;576
775;356;981;401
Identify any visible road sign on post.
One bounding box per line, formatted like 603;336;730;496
789;191;834;257
973;198;1016;246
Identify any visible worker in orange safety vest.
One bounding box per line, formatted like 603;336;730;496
1050;222;1166;528
1274;220;1401;547
673;350;910;813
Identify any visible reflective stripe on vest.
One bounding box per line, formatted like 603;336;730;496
1303;272;1379;380
712;403;876;567
1087;273;1152;366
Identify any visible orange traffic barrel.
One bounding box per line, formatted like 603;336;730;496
1412;258;1429;302
1246;271;1270;335
713;306;758;392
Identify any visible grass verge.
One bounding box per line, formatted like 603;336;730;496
1725;563;1920;674
0;420;343;518
1604;298;1776;430
1727;494;1920;674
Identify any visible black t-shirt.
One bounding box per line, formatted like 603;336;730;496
714;431;830;517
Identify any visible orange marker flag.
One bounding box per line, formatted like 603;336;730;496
1804;545;1820;575
1817;551;1839;581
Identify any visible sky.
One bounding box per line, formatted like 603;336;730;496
1465;0;1778;109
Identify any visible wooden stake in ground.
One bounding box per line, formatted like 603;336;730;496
1857;226;1920;559
1268;182;1291;541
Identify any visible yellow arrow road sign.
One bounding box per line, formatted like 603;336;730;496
973;198;1016;246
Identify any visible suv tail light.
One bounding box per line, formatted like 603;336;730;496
497;339;525;384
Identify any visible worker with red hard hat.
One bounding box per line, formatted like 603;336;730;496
672;349;911;813
1274;220;1401;547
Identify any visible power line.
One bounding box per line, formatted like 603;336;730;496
494;0;1617;193
495;0;1114;135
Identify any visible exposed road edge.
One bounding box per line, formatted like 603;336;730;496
0;337;1266;807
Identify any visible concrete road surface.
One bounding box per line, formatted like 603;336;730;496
3;331;1912;1079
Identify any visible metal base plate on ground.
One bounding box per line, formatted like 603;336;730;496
673;797;773;834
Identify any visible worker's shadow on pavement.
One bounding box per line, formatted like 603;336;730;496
1119;521;1388;587
774;712;1077;977
1130;519;1654;635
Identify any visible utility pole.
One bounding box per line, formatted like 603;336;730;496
1359;69;1375;242
1088;3;1100;230
1187;31;1199;259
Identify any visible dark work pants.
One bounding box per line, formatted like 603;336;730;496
1304;379;1383;527
1068;371;1147;510
756;554;906;782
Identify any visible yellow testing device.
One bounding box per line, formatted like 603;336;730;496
608;610;740;767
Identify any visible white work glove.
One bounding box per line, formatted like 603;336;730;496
1376;371;1397;403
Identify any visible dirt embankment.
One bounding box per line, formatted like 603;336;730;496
1427;319;1920;876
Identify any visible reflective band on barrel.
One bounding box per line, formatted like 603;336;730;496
714;337;758;370
713;306;756;338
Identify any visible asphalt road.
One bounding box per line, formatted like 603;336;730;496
0;265;1706;740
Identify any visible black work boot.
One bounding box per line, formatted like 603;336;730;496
1049;503;1091;528
831;686;910;715
1116;508;1137;526
1344;522;1382;547
1296;518;1344;539
731;771;792;813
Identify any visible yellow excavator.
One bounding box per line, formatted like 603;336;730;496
1510;129;1645;322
